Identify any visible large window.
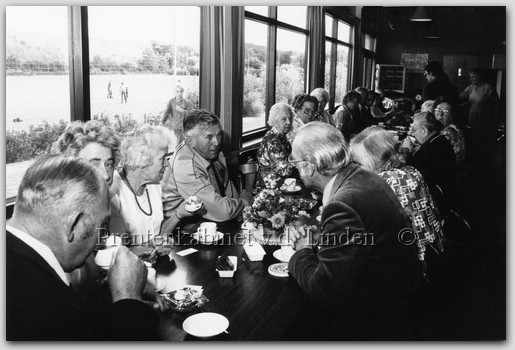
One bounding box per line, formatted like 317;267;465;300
243;6;308;139
362;33;376;90
5;6;200;203
324;13;353;108
6;6;70;200
88;6;200;125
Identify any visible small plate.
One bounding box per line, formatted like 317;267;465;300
282;185;301;193
268;262;289;277
183;312;229;338
191;231;224;245
185;202;202;212
273;249;294;263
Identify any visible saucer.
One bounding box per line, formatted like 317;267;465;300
191;231;224;245
183;312;229;338
282;185;301;193
273;249;294;263
185;202;202;212
268;263;289;277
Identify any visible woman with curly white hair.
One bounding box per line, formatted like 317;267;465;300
109;125;194;244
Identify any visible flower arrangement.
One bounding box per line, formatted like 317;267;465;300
242;174;317;236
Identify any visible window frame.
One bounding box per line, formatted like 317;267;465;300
324;12;354;110
242;6;309;144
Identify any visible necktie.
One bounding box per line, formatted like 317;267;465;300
209;161;226;197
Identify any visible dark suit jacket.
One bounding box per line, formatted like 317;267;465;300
6;231;158;340
408;132;457;210
288;163;422;340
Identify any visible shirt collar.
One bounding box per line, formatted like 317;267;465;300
6;224;70;286
322;174;339;206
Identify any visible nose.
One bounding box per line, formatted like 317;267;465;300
212;136;220;147
164;157;170;168
98;165;110;182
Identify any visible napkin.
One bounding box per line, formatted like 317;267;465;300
243;242;266;261
177;248;198;256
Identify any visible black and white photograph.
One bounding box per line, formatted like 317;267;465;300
2;2;508;342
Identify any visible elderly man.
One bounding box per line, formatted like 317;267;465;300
6;155;158;340
162;109;252;229
403;111;457;211
310;88;334;125
287;122;422;340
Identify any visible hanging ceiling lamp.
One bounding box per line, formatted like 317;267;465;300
410;6;432;22
425;23;441;39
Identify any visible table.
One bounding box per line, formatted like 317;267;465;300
155;241;311;341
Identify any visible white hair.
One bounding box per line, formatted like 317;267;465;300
268;103;293;128
120;125;176;169
292;122;350;177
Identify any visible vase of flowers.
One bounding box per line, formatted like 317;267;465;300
242;174;317;245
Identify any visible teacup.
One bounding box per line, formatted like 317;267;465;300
94;246;118;270
197;222;217;243
284;178;297;191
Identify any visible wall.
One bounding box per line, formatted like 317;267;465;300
373;6;506;98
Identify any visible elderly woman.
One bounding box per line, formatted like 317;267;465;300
310;88;333;125
52;120;120;187
109;125;194;244
52;120;120;294
333;90;363;142
257;102;295;187
433;96;466;165
287;93;319;142
350;126;444;276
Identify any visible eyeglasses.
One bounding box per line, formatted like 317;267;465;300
288;155;305;164
434;108;450;116
300;108;314;115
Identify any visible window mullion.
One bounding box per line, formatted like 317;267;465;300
68;6;90;122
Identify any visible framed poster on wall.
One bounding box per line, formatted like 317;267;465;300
400;53;428;73
375;64;405;93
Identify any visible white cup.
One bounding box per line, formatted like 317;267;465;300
94;246;118;270
284;178;297;191
197;222;217;242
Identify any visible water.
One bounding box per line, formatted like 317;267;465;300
6;74;199;132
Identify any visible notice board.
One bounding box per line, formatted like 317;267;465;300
375;64;406;93
400;53;428;72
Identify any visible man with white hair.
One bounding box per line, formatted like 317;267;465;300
310;87;334;125
162;109;252;229
6;155;158;340
287;122;422;340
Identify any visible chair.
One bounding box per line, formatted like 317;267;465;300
237;147;260;193
239;161;258;192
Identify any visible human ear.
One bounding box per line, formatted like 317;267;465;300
67;212;84;243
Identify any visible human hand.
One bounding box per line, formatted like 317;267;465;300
290;224;316;251
108;246;147;303
141;283;168;312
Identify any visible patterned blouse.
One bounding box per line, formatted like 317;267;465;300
257;127;294;185
441;124;466;165
378;165;444;262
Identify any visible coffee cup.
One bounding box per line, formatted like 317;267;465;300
284;178;297;191
197;222;217;243
94;246;118;270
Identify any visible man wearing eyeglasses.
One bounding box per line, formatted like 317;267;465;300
286;122;422;340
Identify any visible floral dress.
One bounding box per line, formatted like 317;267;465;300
441;124;466;165
378;165;444;262
257;127;294;188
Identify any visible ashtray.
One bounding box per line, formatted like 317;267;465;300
160;286;208;312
